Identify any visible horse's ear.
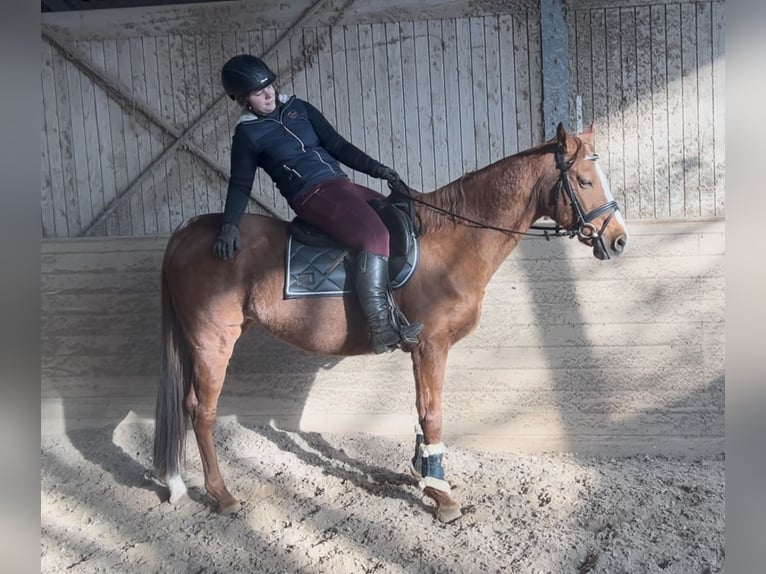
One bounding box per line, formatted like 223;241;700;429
556;122;573;153
581;121;595;135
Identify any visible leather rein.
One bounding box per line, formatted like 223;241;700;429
391;144;621;246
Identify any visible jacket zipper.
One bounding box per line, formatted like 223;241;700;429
277;100;337;177
248;99;338;178
283;164;303;179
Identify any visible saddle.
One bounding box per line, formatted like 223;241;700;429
284;193;419;299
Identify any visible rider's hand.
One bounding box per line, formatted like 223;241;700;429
373;165;401;184
213;224;241;261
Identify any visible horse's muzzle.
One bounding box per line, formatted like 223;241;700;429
593;233;628;260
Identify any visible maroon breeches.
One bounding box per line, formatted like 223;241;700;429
290;177;390;257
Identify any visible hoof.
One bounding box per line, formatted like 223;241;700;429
436;504;463;523
217;499;242;515
168;491;191;506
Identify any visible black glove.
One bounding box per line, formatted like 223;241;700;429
214;223;241;261
388;177;410;196
372;164;401;184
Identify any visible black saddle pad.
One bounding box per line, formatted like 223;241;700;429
284;197;419;299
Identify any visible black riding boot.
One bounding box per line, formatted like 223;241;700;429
356;250;423;354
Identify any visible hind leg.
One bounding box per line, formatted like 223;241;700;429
188;329;241;514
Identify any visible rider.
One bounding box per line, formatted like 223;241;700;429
215;54;422;354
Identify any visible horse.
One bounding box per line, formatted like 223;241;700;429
152;122;628;523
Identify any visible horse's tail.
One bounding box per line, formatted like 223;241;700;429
153;265;191;480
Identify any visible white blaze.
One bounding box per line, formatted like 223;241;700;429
592;159;627;231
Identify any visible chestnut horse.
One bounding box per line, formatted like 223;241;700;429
153;123;628;523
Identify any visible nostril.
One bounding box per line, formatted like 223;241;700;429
614;235;627;253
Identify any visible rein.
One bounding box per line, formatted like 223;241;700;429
390;144;620;245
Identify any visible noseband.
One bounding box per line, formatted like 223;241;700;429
550;146;621;257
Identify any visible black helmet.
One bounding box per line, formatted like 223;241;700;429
221;54;277;100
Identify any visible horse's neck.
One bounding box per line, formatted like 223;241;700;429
419;153;551;279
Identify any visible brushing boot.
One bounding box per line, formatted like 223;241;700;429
356;250;423;354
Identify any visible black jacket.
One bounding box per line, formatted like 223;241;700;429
222;95;385;226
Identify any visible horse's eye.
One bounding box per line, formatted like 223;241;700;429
578;177;593;188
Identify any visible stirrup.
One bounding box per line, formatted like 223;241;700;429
386;289;423;346
399;321;423;345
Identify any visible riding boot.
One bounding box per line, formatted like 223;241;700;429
356;250;423;354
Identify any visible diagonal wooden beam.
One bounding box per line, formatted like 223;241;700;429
42;0;334;236
41;26;275;221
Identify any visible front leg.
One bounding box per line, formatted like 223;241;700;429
410;337;462;523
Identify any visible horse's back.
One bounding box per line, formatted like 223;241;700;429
164;213;288;266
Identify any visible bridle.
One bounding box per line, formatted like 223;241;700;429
550;146;621;257
391;142;621;256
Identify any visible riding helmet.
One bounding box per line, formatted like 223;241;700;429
221;54;277;100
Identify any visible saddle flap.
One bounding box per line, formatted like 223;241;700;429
284;195;419;299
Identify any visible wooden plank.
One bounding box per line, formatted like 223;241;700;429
40;82;55;238
590;10;609;162
89;40;119;236
427;19;449;189
681;2;700;217
52;43;79;236
414;20;435;191
665;4;684;219
182;34;205;219
512;12;532;151
527;10;544;145
289;27;309;98
574;10;593;129
372;22;393;191
41;41;67;237
498;14;518;156
303;27;324;145
331;24;354;177
117;38;144;234
155;35;180;230
634;6;654;218
76;40;106;236
275;26;296;105
330;23;350;136
67;45;92;234
650;5;669;219
144;36;172;234
696;1;715;217
195;33;215;216
456;17;476;172
168;34;195;225
605;8;625;216
358;24;379;191
442;19;463;181
620;8;640;220
344;25;368;188
102;39;132;235
317;25;336;127
220;31;238;154
130;37;159;234
471;16;489;169
484;16;503;165
209;33;228;173
398;21;419;189
711;1;724;216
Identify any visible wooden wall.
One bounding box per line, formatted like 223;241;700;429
40;0;544;238
41;220;724;455
568;0;725;220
